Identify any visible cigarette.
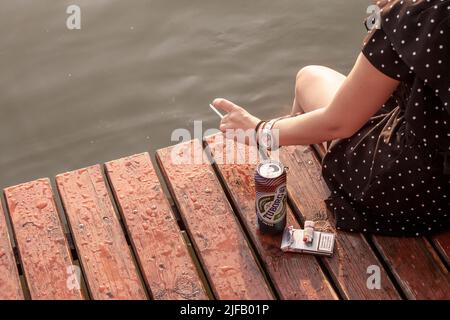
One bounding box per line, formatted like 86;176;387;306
209;104;224;119
303;220;315;244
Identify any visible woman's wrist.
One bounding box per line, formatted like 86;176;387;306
253;113;298;148
262;115;293;148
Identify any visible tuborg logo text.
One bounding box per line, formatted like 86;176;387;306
257;185;287;225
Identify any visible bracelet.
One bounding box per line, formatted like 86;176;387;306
258;121;269;159
272;115;291;128
260;119;276;151
263;115;295;150
254;120;266;147
255;113;298;151
270;115;290;147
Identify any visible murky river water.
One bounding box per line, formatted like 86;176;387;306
0;0;368;189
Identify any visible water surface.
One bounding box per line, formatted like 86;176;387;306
0;0;368;189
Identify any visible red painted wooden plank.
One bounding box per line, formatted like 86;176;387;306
373;236;450;299
204;134;338;300
4;179;84;300
432;231;450;268
0;201;23;299
280;146;401;299
105;153;208;300
156;139;273;300
56;166;147;300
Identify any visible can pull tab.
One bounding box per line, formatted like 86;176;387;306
284;166;290;173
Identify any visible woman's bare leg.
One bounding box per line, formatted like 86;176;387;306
291;65;346;115
291;65;346;150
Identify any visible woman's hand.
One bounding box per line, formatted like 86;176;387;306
212;98;261;132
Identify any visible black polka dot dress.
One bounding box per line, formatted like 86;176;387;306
322;0;450;237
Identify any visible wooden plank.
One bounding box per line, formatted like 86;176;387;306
312;144;450;299
432;232;450;268
156;139;273;300
0;201;24;299
105;153;208;300
313;142;327;159
56;166;147;300
279;146;401;299
204;134;338;300
4;179;84;300
372;236;450;299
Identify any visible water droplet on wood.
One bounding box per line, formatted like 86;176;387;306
193;203;202;210
36;201;47;210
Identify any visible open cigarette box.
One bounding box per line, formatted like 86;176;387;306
281;226;335;256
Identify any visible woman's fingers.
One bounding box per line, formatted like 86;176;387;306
222;113;230;122
220;115;229;132
213;98;239;113
219;123;228;132
215;98;259;133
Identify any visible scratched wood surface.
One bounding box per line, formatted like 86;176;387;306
4;179;83;300
156;139;273;300
204;134;338;300
0;201;24;299
312;145;450;299
56;166;147;300
105;153;208;300
279;146;400;299
372;236;450;299
432;232;450;268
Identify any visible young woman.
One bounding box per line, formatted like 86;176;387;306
212;0;449;237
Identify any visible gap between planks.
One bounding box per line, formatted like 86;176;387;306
156;140;275;300
4;179;85;300
0;199;24;299
203;134;339;300
56;167;148;300
104;153;209;300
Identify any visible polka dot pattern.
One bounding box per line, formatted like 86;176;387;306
322;0;450;237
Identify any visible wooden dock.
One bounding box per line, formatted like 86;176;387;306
0;134;449;300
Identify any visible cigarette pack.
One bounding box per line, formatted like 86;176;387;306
280;226;335;256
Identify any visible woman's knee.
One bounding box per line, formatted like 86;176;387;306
295;65;329;93
296;65;322;83
295;65;345;112
295;65;325;108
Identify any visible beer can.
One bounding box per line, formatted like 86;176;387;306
255;160;287;234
